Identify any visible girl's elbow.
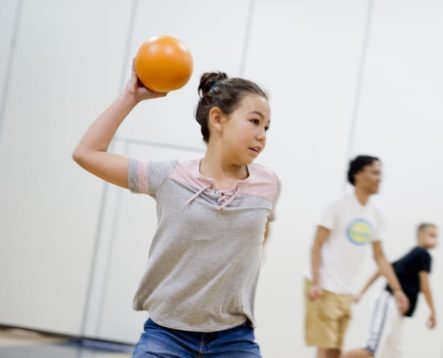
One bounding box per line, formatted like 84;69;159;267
72;149;91;168
72;149;84;165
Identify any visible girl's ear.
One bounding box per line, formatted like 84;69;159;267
208;107;227;135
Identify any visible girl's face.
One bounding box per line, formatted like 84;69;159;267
221;93;271;165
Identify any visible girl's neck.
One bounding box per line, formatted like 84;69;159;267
200;151;248;182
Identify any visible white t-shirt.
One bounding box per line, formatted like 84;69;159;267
306;192;385;294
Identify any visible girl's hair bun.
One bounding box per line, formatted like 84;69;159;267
198;72;228;96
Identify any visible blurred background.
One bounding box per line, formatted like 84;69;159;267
0;0;442;357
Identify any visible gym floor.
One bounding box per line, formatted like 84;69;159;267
0;328;133;358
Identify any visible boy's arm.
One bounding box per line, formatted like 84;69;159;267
419;271;437;329
355;270;382;302
308;226;330;300
372;241;409;314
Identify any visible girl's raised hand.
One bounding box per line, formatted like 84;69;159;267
125;59;168;102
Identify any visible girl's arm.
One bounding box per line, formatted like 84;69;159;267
72;63;166;188
419;271;437;329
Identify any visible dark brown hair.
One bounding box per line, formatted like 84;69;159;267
347;155;380;186
195;72;268;143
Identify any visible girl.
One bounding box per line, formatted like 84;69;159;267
73;65;279;357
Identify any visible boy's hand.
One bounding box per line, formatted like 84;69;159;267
427;312;437;329
393;290;409;314
308;284;324;301
352;292;363;304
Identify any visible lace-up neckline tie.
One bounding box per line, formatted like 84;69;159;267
217;187;239;210
186;184;239;210
186;184;213;206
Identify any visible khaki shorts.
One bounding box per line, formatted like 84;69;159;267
304;279;352;349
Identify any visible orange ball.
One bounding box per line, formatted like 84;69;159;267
134;35;193;93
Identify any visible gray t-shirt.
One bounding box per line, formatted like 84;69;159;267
128;158;280;332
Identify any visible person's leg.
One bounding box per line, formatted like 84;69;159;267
377;301;403;358
316;348;342;358
327;348;341;358
342;291;394;358
388;317;404;358
132;319;197;358
205;322;262;357
341;348;373;358
316;347;330;358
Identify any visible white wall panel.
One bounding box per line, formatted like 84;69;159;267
347;1;443;357
0;0;132;334
242;0;371;356
117;0;252;148
1;1;440;356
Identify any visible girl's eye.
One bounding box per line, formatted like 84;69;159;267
250;119;260;125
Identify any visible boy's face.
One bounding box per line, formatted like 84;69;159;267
355;161;382;194
418;226;438;249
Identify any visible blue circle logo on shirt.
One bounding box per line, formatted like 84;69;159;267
346;219;373;245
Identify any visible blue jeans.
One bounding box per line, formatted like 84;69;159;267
132;318;262;358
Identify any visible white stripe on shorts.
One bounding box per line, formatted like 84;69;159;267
365;291;391;354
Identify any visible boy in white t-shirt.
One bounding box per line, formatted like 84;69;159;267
304;155;409;358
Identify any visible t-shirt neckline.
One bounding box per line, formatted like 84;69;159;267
194;159;251;191
352;191;371;209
